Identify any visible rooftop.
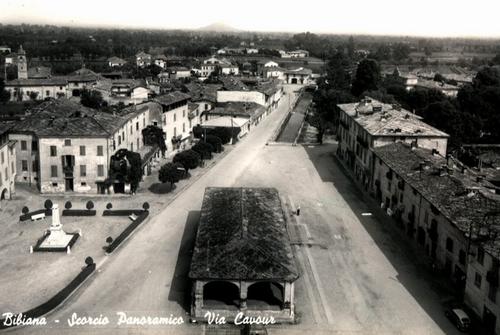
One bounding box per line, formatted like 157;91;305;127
11;99;141;138
28;66;51;79
209;101;265;120
154;91;191;106
189;187;299;281
374;142;500;256
219;76;248;91
183;82;221;103
338;97;449;138
6;78;68;87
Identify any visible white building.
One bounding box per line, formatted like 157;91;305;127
0;123;16;203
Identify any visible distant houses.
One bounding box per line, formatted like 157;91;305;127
108;56;127;68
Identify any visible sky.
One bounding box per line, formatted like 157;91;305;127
1;0;500;38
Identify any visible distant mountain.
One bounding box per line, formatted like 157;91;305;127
198;22;240;32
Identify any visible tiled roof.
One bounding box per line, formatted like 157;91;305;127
209;101;265;120
189;187;299;281
219;76;248;91
154;91;191;106
6;78;68;86
183;83;221;103
11;99;138;138
108;56;127;64
338;97;449;138
0;121;15;135
255;79;282;96
373;142;500;255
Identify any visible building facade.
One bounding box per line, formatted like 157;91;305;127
0;123;16;203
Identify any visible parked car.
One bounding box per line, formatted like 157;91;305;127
445;308;471;332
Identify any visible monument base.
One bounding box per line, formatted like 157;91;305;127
34;232;79;252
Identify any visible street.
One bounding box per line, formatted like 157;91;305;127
6;85;461;335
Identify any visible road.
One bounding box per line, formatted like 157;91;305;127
7;84;460;335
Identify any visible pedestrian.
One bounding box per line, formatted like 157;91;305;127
296;206;301;216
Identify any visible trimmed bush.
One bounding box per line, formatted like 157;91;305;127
142;202;150;211
86;200;94;211
205;135;223;152
85;256;94;266
65;201;72;210
192;142;214;159
105;211;149;253
22;206;29;215
106;202;113;210
106;236;113;244
173;149;200;173
44;199;53;210
62;209;97;217
159;162;181;186
102;209;145;216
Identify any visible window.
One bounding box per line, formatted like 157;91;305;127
50;165;58;177
4;168;6;180
21;140;27;150
130;125;133;134
173;127;177;137
136;122;139;130
21;160;28;171
459;250;466;265
50;146;57;156
174;114;177;122
32;160;38;172
64;139;71;146
52;182;58;187
46;90;50;96
183;123;185;132
475;272;482;288
0;172;2;186
118;135;121;145
446;237;454;252
32;141;38;151
183;110;185;117
205;104;208;111
0;152;3;164
80;165;86;177
81;182;87;186
80;145;86;156
97;164;104;177
477;248;485;265
97;145;103;156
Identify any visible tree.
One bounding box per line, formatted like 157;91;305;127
142;125;167;156
0;78;10;103
29;91;39;101
204;134;223;152
307;113;329;144
212;128;233;144
325;51;352;91
192;142;214;159
22;206;29;215
86;200;94;210
109;149;143;193
142;202;150;211
159;162;180;187
65;201;72;210
85;256;94;266
351;59;381;97
106;202;113;210
392;43;411;62
80;88;105;109
173;150;200;173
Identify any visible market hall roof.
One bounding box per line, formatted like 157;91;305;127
189;187;299;281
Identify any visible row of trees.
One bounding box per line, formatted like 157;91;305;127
158;134;224;187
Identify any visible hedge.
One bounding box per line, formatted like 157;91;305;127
102;209;145;216
19;209;52;222
0;263;96;329
62;210;97;217
105;211;149;253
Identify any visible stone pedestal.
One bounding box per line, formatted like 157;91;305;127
38;204;76;250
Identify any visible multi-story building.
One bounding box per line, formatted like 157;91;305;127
154;91;193;153
372;142;500;335
0;123;16;203
9;99;158;194
136;51;152;68
217;77;283;115
337;97;449;189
